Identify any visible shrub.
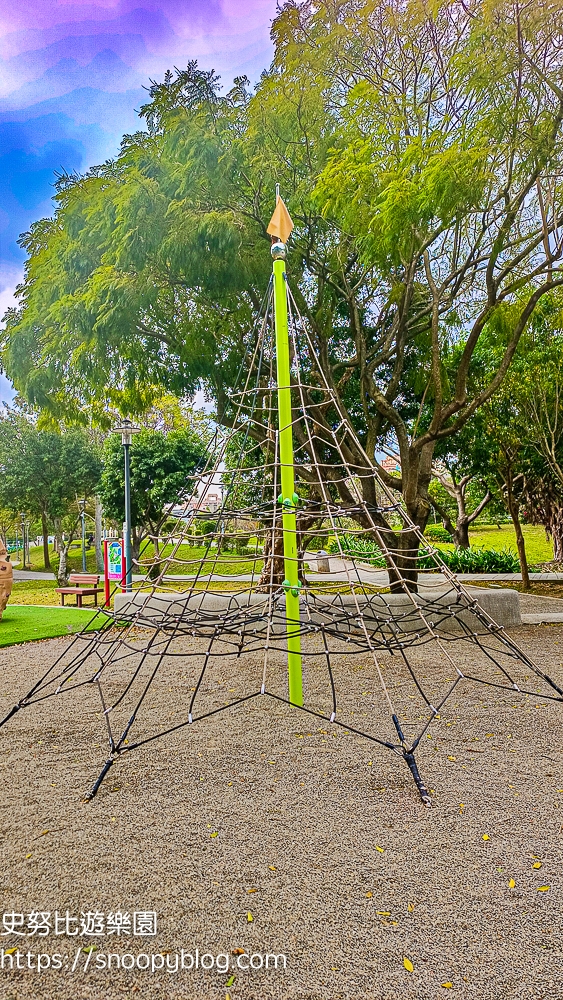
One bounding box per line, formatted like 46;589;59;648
424;524;452;542
420;546;520;573
328;535;386;566
329;535;520;573
306;533;331;551
199;520;217;535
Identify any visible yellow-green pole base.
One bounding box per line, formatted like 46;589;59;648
272;248;303;706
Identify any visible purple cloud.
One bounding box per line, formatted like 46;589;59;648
0;0;276;402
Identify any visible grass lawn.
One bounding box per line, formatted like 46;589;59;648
23;542;262;577
434;524;553;564
25;543;98;575
0;603;111;647
10;580;105;607
14;527;553;595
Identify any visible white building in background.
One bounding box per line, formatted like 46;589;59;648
170;477;223;522
380;456;401;474
189;491;221;513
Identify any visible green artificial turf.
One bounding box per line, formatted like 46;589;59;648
0;604;111;647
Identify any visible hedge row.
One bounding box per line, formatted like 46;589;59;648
329;535;520;573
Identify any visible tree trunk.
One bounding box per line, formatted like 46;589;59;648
57;545;69;587
550;508;563;561
53;518;79;586
53;519;69;586
41;510;51;571
94;496;104;573
256;524;286;590
256;507;320;591
149;531;161;580
132;528;142;566
452;518;470;549
505;476;530;589
383;527;421;593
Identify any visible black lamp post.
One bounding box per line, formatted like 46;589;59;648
112;419;140;592
79;499;87;572
19;513;26;570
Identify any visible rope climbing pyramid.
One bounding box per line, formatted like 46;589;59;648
2;215;562;805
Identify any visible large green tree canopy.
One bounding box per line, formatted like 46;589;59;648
4;0;563;557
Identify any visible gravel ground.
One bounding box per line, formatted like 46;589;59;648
0;624;562;1000
514;593;563;615
466;585;563;617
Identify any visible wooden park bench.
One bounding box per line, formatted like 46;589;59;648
56;573;103;607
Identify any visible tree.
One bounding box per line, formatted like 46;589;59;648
523;463;563;564
98;427;206;574
4;2;563;589
0;409;102;582
479;403;532;588
451;323;563;584
491;308;563;564
429;471;491;549
0;507;17;550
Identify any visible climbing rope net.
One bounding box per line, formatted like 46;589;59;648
2;270;562;805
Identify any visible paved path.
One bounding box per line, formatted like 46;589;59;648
13;569;56;581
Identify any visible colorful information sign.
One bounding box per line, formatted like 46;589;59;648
107;539;124;580
103;537;124;606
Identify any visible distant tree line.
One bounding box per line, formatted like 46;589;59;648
0;403;207;585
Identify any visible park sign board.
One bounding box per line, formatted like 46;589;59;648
107;540;124;580
103;538;124;606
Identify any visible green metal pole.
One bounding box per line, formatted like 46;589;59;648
272;246;303;706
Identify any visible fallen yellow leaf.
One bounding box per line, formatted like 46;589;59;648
403;957;414;973
447;756;456;762
375;845;384;853
533;861;542;869
365;892;373;898
537;885;550;892
376;911;390;915
268;865;276;871
482;834;490;841
25;853;32;859
441;984;453;990
247;911;253;922
5;947;18;955
407;902;415;913
459;803;465;814
508;878;515;888
247;888;257;894
210;832;218;838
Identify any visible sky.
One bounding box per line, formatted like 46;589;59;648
0;0;277;403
